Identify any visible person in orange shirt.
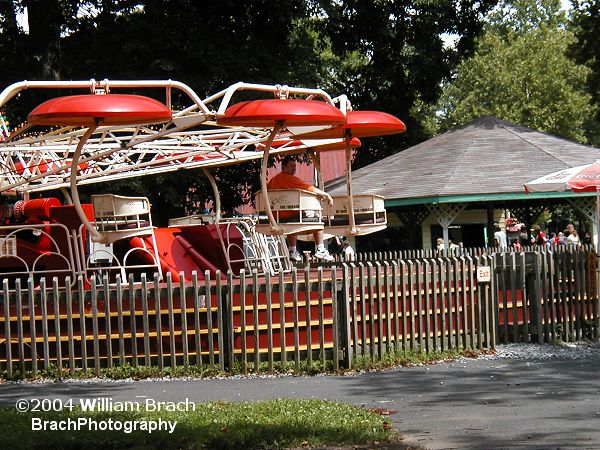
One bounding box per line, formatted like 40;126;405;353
267;156;334;262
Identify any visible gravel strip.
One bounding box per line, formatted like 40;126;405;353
465;341;600;361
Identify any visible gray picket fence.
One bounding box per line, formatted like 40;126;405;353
495;248;599;343
1;249;598;377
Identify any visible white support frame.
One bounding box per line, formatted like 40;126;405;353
0;78;358;278
427;203;467;248
0;79;350;195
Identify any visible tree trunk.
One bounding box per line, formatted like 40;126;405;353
23;0;62;79
0;0;20;36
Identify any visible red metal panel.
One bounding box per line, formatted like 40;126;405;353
28;94;172;126
292;110;406;139
217;99;346;127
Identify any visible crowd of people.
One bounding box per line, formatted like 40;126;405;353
436;238;463;253
498;222;587;250
434;221;587;255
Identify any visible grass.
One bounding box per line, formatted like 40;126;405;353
1;348;484;382
2;359;332;382
0;399;391;449
351;348;483;372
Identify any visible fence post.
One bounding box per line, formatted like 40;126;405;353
338;264;352;369
28;277;38;375
227;271;235;371
521;253;530;342
595;251;600;339
39;278;50;370
15;279;25;374
366;262;376;358
3;279;12;378
478;254;497;350
129;273;139;368
90;277;100;376
278;269;286;367
64;277;75;373
166;272;176;369
488;254;498;349
191;271;201;369
102;275;112;369
217;271;226;371
142;274;152;367
527;252;543;344
391;261;400;352
239;269;248;374
117;275;127;368
53;277;63;373
383;261;393;355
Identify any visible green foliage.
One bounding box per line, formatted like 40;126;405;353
2;359;335;382
431;0;595;143
352;348;481;371
320;0;499;168
2;348;484;381
0;399;392;449
486;0;567;34
0;0;498;218
570;1;600;145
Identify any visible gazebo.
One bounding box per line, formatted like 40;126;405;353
327;116;600;249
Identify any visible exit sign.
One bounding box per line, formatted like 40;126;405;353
477;266;492;282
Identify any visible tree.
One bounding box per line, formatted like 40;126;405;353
317;0;498;168
0;1;309;222
570;0;600;145
0;0;497;218
430;0;594;143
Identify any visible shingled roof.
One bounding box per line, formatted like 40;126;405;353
328;116;600;205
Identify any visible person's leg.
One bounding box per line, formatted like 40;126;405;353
287;234;302;262
288;235;298;247
313;230;333;261
313;230;324;246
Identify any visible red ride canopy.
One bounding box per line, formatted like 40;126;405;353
290;110;406;138
28;94;172;126
217;99;346;127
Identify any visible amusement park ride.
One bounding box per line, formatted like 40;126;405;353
0;79;406;286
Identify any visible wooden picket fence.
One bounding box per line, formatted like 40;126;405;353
495;248;599;343
346;243;595;263
335;256;497;369
0;247;598;377
0;269;340;378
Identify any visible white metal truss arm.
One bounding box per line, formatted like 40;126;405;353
0;133;314;193
0;79;211;115
203;82;336;115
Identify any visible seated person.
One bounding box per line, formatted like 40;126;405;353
267;156;334;262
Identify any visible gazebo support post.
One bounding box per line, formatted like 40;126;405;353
524;205;533;242
486;203;495;248
568;197;597;252
427;203;466;249
392;206;429;250
442;226;450;249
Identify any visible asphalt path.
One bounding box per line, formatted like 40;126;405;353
1;356;600;449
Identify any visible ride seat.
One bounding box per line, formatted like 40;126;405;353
254;189;324;235
92;194;154;243
324;194;387;236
